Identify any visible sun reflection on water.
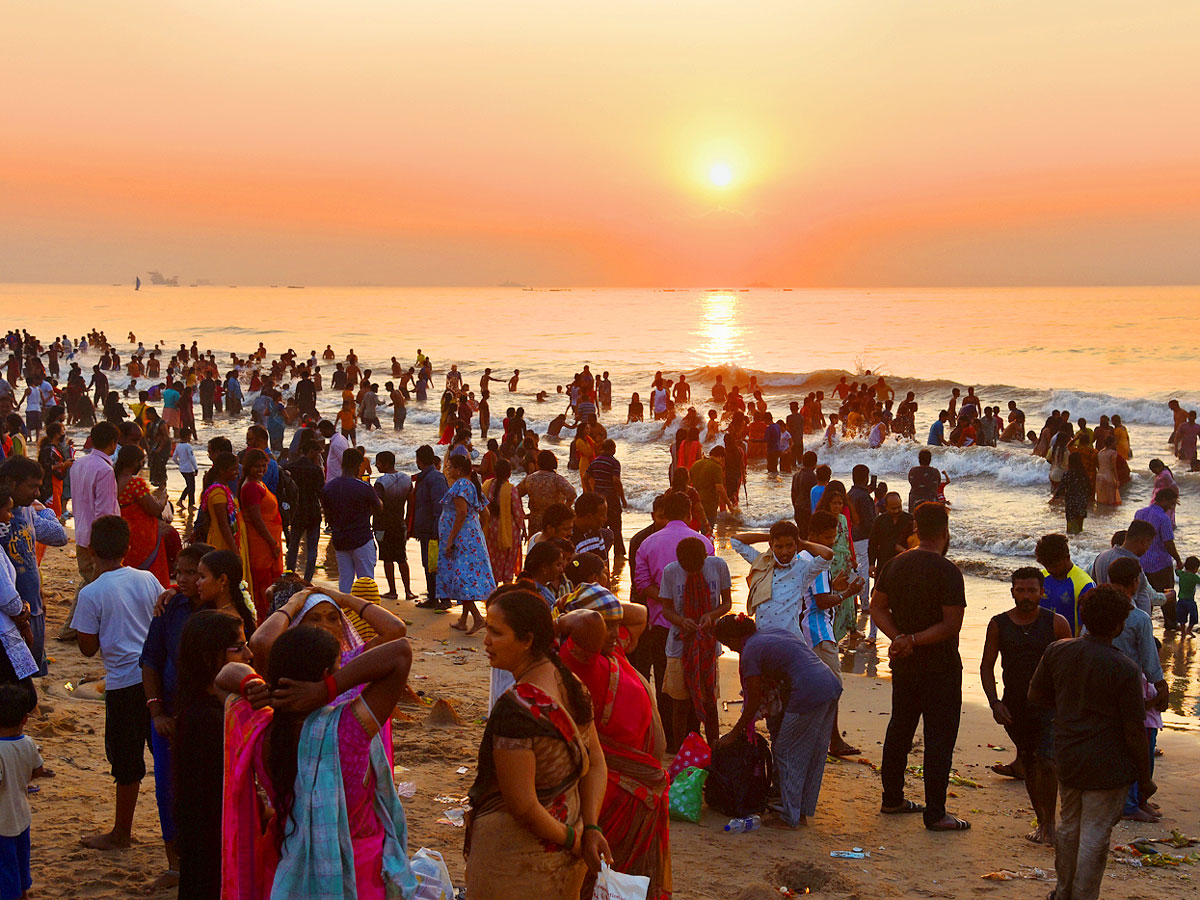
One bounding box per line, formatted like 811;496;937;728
696;292;745;364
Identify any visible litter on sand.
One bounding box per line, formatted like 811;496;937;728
830;849;869;859
438;808;466;827
395;781;417;798
456;766;469;775
980;867;1049;881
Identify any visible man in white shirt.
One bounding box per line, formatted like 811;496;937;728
731;520;834;640
320;419;350;486
70;515;162;852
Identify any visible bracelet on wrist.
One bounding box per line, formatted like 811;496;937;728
583;824;603;834
238;673;265;697
562;823;575;850
145;697;163;709
324;673;339;704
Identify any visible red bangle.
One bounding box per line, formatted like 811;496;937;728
239;672;264;697
324;673;339;703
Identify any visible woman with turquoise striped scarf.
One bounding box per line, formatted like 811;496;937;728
217;625;418;900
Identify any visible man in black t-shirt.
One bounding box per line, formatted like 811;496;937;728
869;502;969;831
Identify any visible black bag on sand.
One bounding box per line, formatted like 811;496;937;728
704;729;774;817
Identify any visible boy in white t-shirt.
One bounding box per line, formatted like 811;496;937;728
0;683;47;900
69;515;161;853
171;437;198;507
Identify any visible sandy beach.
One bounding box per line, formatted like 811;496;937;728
23;533;1200;900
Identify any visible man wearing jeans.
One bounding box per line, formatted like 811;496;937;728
320;447;381;592
869;502;970;831
1029;585;1151;900
412;445;449;609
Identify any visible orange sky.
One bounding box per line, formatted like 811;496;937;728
4;2;1200;286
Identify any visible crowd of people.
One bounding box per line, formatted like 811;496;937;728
0;327;1193;900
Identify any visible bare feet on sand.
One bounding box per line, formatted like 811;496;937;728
1025;826;1055;844
81;830;131;850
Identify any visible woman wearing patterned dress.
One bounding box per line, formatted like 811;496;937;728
439;453;497;635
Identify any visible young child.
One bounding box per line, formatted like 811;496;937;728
658;537;732;748
1177;556;1200;636
937;470;952;507
0;683;47;900
171;435;198;508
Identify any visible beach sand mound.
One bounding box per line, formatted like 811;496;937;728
426;698;466;727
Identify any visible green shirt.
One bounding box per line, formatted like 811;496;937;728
689;457;724;520
1179;569;1200;602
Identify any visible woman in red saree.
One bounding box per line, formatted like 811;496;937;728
557;585;671;900
114;444;171;587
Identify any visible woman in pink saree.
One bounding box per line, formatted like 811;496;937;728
218;626;416;900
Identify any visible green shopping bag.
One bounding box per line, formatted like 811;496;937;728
667;765;708;823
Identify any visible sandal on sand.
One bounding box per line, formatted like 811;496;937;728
830;745;861;758
926;815;971;832
880;800;925;815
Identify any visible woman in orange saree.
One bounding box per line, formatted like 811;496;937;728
239;449;283;623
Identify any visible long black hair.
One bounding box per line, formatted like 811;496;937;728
488;588;591;726
264;625;340;852
176;609;243;710
199;550;257;637
487;458;512;518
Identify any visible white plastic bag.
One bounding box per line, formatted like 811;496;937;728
411;847;455;900
592;860;650;900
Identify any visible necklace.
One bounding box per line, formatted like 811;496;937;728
512;657;550;684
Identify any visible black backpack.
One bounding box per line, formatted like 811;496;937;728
703;729;774;817
276;466;299;531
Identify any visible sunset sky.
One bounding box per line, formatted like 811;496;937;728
4;2;1199;286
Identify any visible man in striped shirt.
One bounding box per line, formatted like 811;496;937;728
587;439;627;559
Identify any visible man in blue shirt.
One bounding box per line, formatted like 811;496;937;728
1035;533;1095;636
764;415;783;474
320;447;381;593
0;456;68;675
412;445;449;609
928;410;949;446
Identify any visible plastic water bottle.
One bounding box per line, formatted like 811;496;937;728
724;815;761;833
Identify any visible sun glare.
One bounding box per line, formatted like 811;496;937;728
708;162;733;188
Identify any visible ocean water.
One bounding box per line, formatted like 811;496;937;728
7;282;1200;727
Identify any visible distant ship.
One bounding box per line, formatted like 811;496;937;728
146;270;180;286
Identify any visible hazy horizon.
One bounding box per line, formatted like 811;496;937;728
5;2;1199;287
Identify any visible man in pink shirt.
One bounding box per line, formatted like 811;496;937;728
631;491;713;744
60;422;120;640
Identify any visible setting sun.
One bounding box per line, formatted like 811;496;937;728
708;162;733;188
